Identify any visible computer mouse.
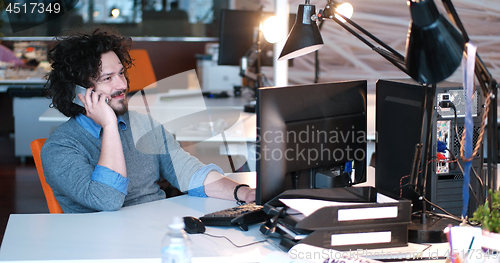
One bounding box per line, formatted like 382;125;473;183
183;216;206;234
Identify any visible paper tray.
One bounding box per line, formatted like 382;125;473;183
298;221;409;251
265;187;411;230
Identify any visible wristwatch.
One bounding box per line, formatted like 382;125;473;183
233;184;250;205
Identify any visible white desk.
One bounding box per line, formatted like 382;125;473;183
0;168;447;263
0;173;281;263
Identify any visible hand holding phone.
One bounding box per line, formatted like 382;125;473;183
73;85;109;107
73;85;87;107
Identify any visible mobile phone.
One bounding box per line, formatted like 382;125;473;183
72;85;87;107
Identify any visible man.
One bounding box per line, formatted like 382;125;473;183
41;28;255;213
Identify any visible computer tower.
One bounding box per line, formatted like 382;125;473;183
376;78;484;217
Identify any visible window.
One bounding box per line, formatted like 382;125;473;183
0;0;240;37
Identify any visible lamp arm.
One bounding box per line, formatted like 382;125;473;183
372;47;409;75
318;8;409;76
314;13;328;83
339;12;405;62
440;0;470;42
474;55;495;94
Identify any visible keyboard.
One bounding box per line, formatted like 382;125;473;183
199;203;268;231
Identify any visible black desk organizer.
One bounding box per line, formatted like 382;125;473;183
261;187;412;251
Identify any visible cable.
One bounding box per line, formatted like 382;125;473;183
407;159;460;221
407;97;486;222
202;233;268;248
407;154;483;222
448;149;484;205
439;101;485;203
448;152;481;207
399;174;410;198
426;157;480;215
447;102;485;204
409;186;462;222
426;211;463;223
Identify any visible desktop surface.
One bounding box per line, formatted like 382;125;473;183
0;173;278;262
0;168;449;263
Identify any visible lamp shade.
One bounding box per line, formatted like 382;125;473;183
278;4;324;61
405;0;464;84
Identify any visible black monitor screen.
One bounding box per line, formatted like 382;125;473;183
256;80;368;205
218;9;294;67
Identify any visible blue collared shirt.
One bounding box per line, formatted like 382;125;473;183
75;114;217;197
76;114;127;139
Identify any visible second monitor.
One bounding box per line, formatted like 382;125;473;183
256;80;368;205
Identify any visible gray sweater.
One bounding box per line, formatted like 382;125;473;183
41;111;213;213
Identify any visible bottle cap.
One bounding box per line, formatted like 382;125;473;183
169;216;185;229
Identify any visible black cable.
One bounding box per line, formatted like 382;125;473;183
409;186;462;222
408;155;476;222
426;211;463;223
469;183;480;206
451;103;459;148
446;104;459;171
202;233;268;248
448;149;483;206
422;196;462;222
448;102;485;204
407;151;479;223
394;183;412;192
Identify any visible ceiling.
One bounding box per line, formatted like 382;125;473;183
260;0;500;91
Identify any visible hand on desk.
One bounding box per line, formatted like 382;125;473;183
236;185;256;204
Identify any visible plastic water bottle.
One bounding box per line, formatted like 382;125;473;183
161;217;192;263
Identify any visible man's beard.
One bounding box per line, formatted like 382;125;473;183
110;90;128;116
112;99;128;116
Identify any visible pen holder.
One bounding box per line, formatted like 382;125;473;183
445;226;500;263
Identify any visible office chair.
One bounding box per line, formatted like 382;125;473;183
128;49;157;93
30;138;63;214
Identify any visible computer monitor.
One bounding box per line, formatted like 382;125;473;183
256;80;368;205
218;9;294;67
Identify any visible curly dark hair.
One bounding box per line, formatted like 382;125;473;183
44;27;133;117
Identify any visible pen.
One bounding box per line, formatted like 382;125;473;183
462;236;475;263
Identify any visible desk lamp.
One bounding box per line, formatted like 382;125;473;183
240;7;286;113
278;0;498;243
278;1;323;61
